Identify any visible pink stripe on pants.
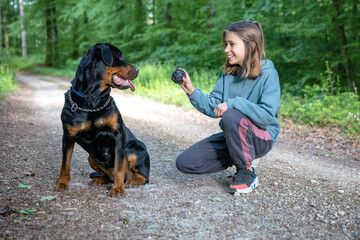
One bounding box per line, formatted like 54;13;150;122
239;118;271;167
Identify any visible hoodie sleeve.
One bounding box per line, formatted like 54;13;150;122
188;74;224;118
227;69;280;128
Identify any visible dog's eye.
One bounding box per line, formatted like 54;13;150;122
119;56;124;61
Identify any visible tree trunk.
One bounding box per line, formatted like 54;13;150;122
52;7;58;64
72;22;79;60
163;2;171;28
2;4;9;49
332;0;356;92
152;0;155;24
207;1;215;32
19;0;27;57
45;6;53;66
0;2;2;60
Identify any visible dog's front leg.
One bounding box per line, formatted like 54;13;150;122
55;134;75;191
109;149;126;197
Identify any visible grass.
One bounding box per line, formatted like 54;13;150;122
3;56;359;142
0;64;18;100
133;63;217;110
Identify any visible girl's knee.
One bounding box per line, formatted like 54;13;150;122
175;157;184;173
222;109;246;127
176;154;190;173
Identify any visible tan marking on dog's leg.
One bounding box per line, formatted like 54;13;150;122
56;141;75;191
125;154;147;187
109;150;126;197
94;113;118;132
66;121;92;137
88;156;112;185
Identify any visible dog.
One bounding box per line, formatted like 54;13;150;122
55;43;150;197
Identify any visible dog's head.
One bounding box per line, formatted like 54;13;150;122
73;43;139;92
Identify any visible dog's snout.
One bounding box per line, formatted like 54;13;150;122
134;67;139;73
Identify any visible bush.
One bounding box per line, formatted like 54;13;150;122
0;64;18;100
281;62;360;140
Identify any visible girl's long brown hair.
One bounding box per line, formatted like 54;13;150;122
223;20;266;79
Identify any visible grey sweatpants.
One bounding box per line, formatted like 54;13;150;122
176;109;273;174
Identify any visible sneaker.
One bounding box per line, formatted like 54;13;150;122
229;167;258;194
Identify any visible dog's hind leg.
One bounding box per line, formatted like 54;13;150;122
125;154;148;187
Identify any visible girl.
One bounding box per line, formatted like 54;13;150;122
176;20;281;194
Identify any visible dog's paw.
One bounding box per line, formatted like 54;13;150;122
109;186;125;197
55;181;69;191
90;177;111;185
125;179;144;187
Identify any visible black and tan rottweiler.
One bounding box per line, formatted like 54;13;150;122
55;43;150;197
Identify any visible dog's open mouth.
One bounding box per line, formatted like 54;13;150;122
112;73;135;92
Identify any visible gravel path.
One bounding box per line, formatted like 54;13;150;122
0;73;359;239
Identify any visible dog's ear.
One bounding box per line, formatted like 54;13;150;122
72;54;91;85
79;56;91;69
94;44;113;66
105;43;122;59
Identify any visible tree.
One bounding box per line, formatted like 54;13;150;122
19;0;27;57
42;0;58;66
1;2;9;50
332;0;356;92
0;1;2;60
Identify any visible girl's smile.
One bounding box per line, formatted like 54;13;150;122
224;32;246;66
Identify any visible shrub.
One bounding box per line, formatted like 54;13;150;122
0;64;17;100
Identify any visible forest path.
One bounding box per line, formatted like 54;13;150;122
0;73;359;239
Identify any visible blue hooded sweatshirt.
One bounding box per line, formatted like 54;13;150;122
188;59;281;145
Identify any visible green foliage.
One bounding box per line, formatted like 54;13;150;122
2;0;359;92
0;64;18;100
281;92;360;138
281;62;360;139
128;63;218;109
2;55;76;78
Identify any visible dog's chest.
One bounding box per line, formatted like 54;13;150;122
65;112;120;137
93;113;119;132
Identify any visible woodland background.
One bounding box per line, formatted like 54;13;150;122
1;0;359;93
0;0;359;139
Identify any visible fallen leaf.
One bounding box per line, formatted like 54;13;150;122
18;208;37;215
211;197;223;202
17;183;32;189
40;196;56;201
162;159;174;162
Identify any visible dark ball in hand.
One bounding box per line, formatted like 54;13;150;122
171;69;186;84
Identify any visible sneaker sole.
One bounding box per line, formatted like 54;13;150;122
231;177;259;195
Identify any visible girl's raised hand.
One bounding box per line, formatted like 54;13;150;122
177;68;195;96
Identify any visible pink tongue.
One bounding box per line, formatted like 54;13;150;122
127;80;135;92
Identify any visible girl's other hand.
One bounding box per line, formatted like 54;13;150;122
214;102;228;118
178;68;195;96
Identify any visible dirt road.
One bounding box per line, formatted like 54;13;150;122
0;73;359;239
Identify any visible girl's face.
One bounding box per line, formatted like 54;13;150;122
224;32;246;66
